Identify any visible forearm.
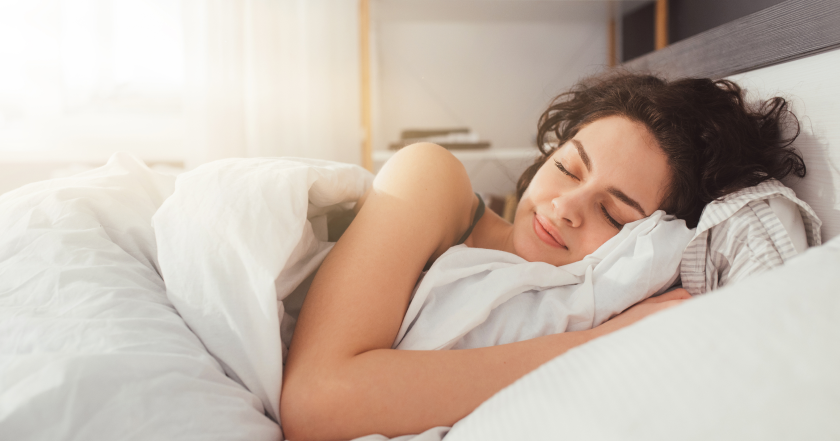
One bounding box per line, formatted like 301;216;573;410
281;328;600;441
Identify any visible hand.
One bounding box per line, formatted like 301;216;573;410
592;288;692;338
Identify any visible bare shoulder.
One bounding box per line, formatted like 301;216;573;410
376;143;472;194
358;143;476;253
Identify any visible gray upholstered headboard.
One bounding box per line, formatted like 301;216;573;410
623;0;840;240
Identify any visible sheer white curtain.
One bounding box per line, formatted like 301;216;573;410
181;0;361;168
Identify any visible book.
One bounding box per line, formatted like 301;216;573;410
389;128;491;150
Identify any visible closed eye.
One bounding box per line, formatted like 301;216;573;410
554;159;579;181
601;205;623;230
556;159;621;229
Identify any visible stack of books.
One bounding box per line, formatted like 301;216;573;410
389;128;490;150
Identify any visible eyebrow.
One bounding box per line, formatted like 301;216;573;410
570;139;592;171
570;138;647;217
607;187;647;217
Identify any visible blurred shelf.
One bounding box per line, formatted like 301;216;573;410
372;148;539;162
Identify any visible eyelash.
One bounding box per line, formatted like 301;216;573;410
601;205;623;229
553;159;578;180
554;159;623;230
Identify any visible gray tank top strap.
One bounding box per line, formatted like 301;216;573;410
455;193;485;245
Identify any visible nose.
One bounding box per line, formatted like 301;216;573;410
552;190;584;228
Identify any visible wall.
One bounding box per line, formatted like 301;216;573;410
371;1;609;153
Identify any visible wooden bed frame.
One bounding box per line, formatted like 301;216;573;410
623;0;840;240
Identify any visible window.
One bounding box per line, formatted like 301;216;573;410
0;0;185;161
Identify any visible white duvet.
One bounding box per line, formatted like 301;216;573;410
3;153;837;441
0;154;280;440
153;156;373;427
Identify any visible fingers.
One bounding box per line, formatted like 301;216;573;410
643;288;692;304
665;288;692;300
636;298;687;321
655;298;687;310
597;295;688;337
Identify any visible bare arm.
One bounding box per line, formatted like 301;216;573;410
280;143;687;440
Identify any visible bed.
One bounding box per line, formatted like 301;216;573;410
2;1;839;439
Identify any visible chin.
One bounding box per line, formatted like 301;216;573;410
511;230;549;264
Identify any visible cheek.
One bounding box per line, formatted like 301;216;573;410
514;194;532;220
512;198;533;238
520;173;554;209
578;225;621;256
510;200;537;252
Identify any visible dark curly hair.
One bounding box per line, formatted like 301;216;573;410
516;72;805;228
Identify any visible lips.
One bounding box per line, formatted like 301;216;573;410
533;213;568;249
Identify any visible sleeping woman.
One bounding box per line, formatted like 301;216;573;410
280;73;805;440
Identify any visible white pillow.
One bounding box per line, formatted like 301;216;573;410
445;235;840;440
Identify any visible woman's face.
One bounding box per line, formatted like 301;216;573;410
513;115;671;266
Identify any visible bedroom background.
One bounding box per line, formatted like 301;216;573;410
0;0;782;196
